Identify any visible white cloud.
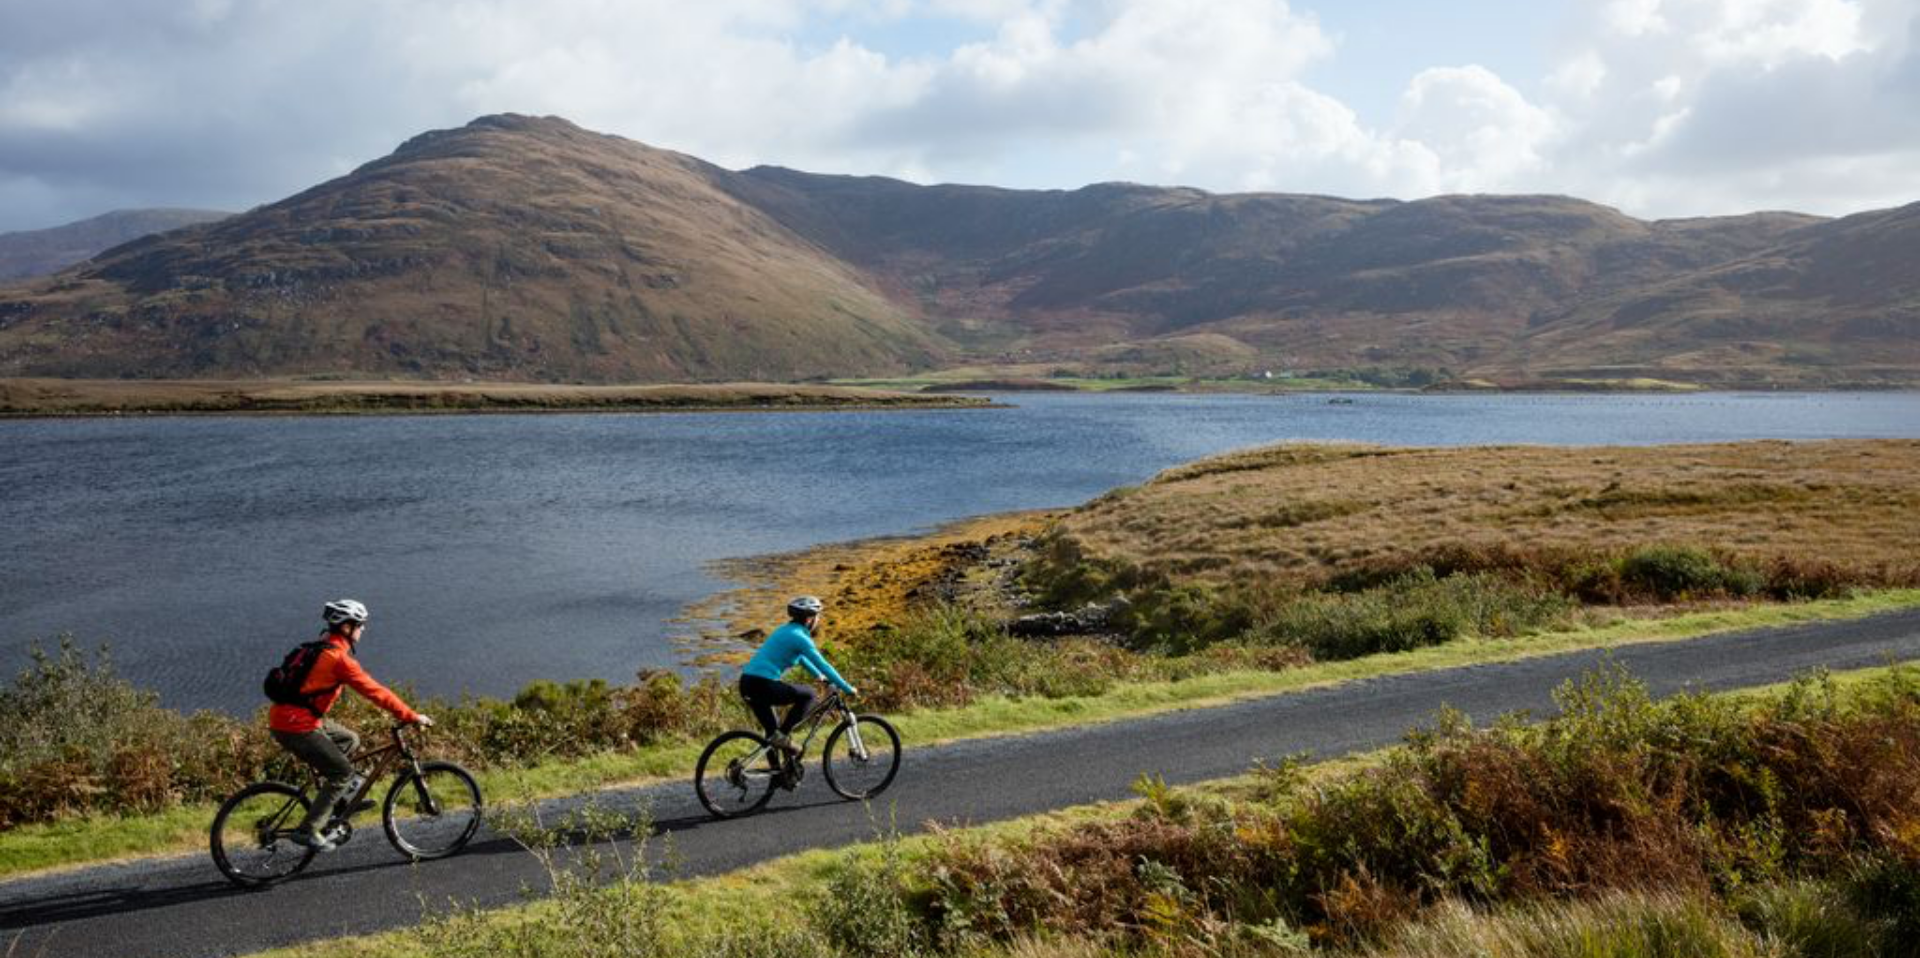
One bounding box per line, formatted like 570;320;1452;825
1547;51;1608;100
1394;66;1557;192
0;0;1916;230
1535;0;1920;215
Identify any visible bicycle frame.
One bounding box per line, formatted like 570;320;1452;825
761;691;868;765
309;725;439;816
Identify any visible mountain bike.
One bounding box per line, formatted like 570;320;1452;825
694;689;900;818
209;723;484;887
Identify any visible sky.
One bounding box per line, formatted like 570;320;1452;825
1;0;1917;232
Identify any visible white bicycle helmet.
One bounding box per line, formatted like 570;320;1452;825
787;595;824;618
322;598;370;627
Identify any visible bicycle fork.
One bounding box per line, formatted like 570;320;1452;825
843;716;870;761
406;759;443;816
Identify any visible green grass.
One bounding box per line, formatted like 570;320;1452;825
245;661;1920;958
6;588;1917;879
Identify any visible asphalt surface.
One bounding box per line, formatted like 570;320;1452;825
5;607;1919;958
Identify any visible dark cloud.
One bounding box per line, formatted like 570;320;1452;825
1632;25;1920;175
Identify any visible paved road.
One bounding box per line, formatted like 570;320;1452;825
5;608;1919;958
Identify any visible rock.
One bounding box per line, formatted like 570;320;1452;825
1008;599;1127;637
1009;611;1083;638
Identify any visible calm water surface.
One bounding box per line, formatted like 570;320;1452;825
4;391;1917;713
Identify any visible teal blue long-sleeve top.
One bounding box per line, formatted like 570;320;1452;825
741;622;854;694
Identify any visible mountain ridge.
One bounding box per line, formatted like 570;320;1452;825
0;208;231;282
1;113;1910;386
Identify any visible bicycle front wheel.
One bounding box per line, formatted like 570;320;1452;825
823;715;901;800
695;730;779;818
210;781;317;887
383;761;484;860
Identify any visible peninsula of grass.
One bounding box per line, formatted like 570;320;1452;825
0;377;993;417
244;662;1920;958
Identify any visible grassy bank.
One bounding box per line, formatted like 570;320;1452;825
1037;440;1920;596
0;378;992;417
6;590;1917;879
244;663;1920;958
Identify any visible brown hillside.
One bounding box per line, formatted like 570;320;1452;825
1;113;1909;385
732;170;1831;377
0;115;944;381
1506;203;1920;386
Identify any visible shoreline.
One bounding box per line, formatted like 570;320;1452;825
673;509;1060;665
0;378;998;418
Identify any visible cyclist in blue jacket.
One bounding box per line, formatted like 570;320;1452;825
740;596;856;753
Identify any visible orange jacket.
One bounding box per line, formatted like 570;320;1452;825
267;634;420;733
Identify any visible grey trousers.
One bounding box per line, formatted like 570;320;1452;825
272;720;360;833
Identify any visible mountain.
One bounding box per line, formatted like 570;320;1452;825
726;170;1831;377
1504;203;1920;385
0;116;941;381
0;113;1910;385
0;209;230;282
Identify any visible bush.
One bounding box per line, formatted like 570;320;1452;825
914;667;1920;951
1114;582;1261;655
0;638;268;827
1257;570;1572;661
1620;546;1762;601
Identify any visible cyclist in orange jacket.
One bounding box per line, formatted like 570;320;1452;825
268;599;434;851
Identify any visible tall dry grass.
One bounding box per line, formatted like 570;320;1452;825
1040;441;1920;594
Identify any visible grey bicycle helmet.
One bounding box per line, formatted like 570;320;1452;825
322;598;369;627
787;595;824;618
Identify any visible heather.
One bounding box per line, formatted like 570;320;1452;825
894;666;1920;954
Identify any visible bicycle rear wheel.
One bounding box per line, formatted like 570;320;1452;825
210;782;317;887
823;715;901;801
695;730;780;818
383;761;484;860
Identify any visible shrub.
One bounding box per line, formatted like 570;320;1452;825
1619;546;1761;600
837;609;983;711
1257;570;1571;661
1114;582;1261;655
1759;556;1860;601
912;667;1920;951
0;638;267;827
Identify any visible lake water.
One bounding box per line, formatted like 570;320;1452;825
5;391;1918;714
